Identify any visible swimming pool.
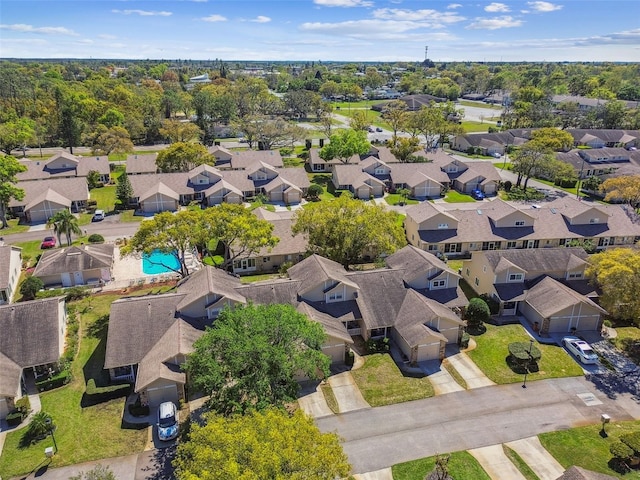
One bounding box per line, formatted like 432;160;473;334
142;250;181;275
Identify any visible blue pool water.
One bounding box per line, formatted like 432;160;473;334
142;250;181;275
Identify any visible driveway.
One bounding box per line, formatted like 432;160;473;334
419;360;464;395
469;444;526;480
327;372;370;413
298;381;333;418
444;349;495;389
505;437;565;480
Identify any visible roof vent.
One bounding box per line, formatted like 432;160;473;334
476;209;483;215
550;208;557;214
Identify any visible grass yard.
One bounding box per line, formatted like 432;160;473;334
118;210;143;223
466;324;584;384
444;191;476;203
395;213;406;229
539;421;640;479
320;383;339;414
0;218;30;235
392;450;491;480
0;288;177;478
609;327;640;365
385;194;419;206
331;100;381;110
351;353;434;406
456;100;503;111
462;121;491;133
89;186;117;212
239;273;282;284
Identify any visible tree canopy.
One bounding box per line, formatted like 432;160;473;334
0;155;27;228
184;303;330;415
600;175;640;207
586;247;640;325
292;194;406;268
174;408;350;480
47;209;81;246
319;128;370;164
155;142;214;173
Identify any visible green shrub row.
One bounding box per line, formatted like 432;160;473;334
36;370;71;392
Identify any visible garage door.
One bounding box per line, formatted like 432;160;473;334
570;316;600;332
0;397;9;419
547;317;571;333
146;384;178;407
415;342;441;362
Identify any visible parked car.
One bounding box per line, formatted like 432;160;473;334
157;401;179;441
471;189;485;200
491;152;502;158
562;336;599;364
40;236;56;249
375;127;383;132
367;126;375;132
92;209;105;222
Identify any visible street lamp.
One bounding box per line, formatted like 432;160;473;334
45;417;57;454
522;338;535;389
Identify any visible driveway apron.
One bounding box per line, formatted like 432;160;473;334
446;351;495;389
469;444;527;480
327;372;370;413
298;383;333;418
353;468;394;480
419;360;464;395
505;436;565;480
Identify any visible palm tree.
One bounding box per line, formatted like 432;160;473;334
47;209;81;246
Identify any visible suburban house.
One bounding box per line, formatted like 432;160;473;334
33;244;115;288
9;177;89;223
565;129;639;149
209;147;284;170
232;208;307;274
405;196;640;257
0;244;22;304
0;297;67;420
17;152;111;184
125;154;159;175
428;156;501;195
450;131;529;155
308;147;365;172
555;148;640;181
104;246;468;406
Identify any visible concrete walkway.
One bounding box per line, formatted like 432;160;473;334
18;454;139;480
505;437;565;480
445;351;495;389
298;382;333;418
353;468;394;480
419;360;465;395
0;374;42;458
327;372;370;413
469;445;527;480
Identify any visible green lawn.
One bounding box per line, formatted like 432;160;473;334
392;450;491;480
89;186;117;212
15;240;44;267
351;353;434;406
0;218;30;235
385;194;419;206
444;191;476;203
539;421;640;479
331;100;381;110
118;210;143;223
609;327;640;365
239;273;282;284
0;289;174;478
456;100;503;111
466;324;584;384
320;383;339;414
462;121;491;133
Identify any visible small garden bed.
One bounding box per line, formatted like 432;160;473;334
609;327;640;365
392;450;491;480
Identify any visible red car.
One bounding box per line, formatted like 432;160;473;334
40;236;57;249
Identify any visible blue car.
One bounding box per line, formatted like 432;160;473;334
157;402;179;441
471;189;485;200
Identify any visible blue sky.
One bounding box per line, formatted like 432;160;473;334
1;0;639;62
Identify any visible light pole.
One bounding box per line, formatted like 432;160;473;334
522;338;534;389
45;417;58;454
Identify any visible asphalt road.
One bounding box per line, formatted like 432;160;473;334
316;376;640;474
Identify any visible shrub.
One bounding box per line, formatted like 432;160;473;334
15;396;31;415
20;275;43;301
508;342;542;368
478;293;500;315
620;431;640;455
466;298;491;328
88;234;104;244
279;147;294;157
503;180;512;192
36;370;71;391
460;332;470;349
6;412;24;426
306;184;323;200
25;411;54;440
366;337;390;354
610;441;634;460
87;199;98;207
65;286;90;301
114;199;123;211
128;396;150;417
279;261;293;275
345;350;355;367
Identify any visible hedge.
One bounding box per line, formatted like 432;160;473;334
36;370;72;391
6;412;24;426
508;342;542;362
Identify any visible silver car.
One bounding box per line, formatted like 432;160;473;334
562;336;598;364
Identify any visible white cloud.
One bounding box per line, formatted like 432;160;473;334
527;1;562;12
250;16;271;23
301;18;461;38
0;23;79;36
485;3;510;12
202;14;228;22
111;9;172;17
447;3;463;9
98;34;117;40
313;0;373;7
372;8;466;24
466;15;523;29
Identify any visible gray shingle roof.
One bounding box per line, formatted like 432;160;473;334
126;154;158;174
525;276;606;318
0;297;65;370
349;269;409;330
176;266;244;311
288;254;359;295
394;290;452;346
555;466;617;480
17;154;110;181
483;247;588;274
386;245;458;281
33;244;114;277
10;177;89;207
0;350;22;396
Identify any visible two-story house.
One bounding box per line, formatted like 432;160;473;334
0;245;22;304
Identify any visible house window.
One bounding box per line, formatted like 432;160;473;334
374;168;386;175
568;272;583;279
428;245;439;251
465;268;470;276
431;279;447;289
474;277;479;286
515;220;525;226
589;218;599;224
508;273;524;282
506;241;517;249
312;164;324;171
482;265;487;272
444;243;462;253
327;292;343;302
438;223;449;229
263;256;270;263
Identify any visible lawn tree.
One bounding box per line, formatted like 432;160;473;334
530;127;574;151
508;342;542;370
306;183;323;201
20;276;43;301
586;248;640;325
410;104;446;151
465;297;490;330
184;304;330;414
292;193;406;268
159;119;202;144
84;125;134;156
349;110;371;132
47;209;82;246
0;155;27;228
600;175;640;208
397;188;411;206
69;465;117;480
425;454;453;480
582;175;602;193
86;170;101;190
382;99;408;146
174;409;350;479
390;136;420;162
115;172;133;208
192;85;237;145
510;140;555;189
319;128;370;165
0;117;36;155
283;90;320;119
155;142;214;173
121;210;204;278
201;204;279;271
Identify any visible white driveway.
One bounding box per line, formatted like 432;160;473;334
446;351;495;389
469;445;526;480
327;372;370;413
298;383;333;419
505;437;565;480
